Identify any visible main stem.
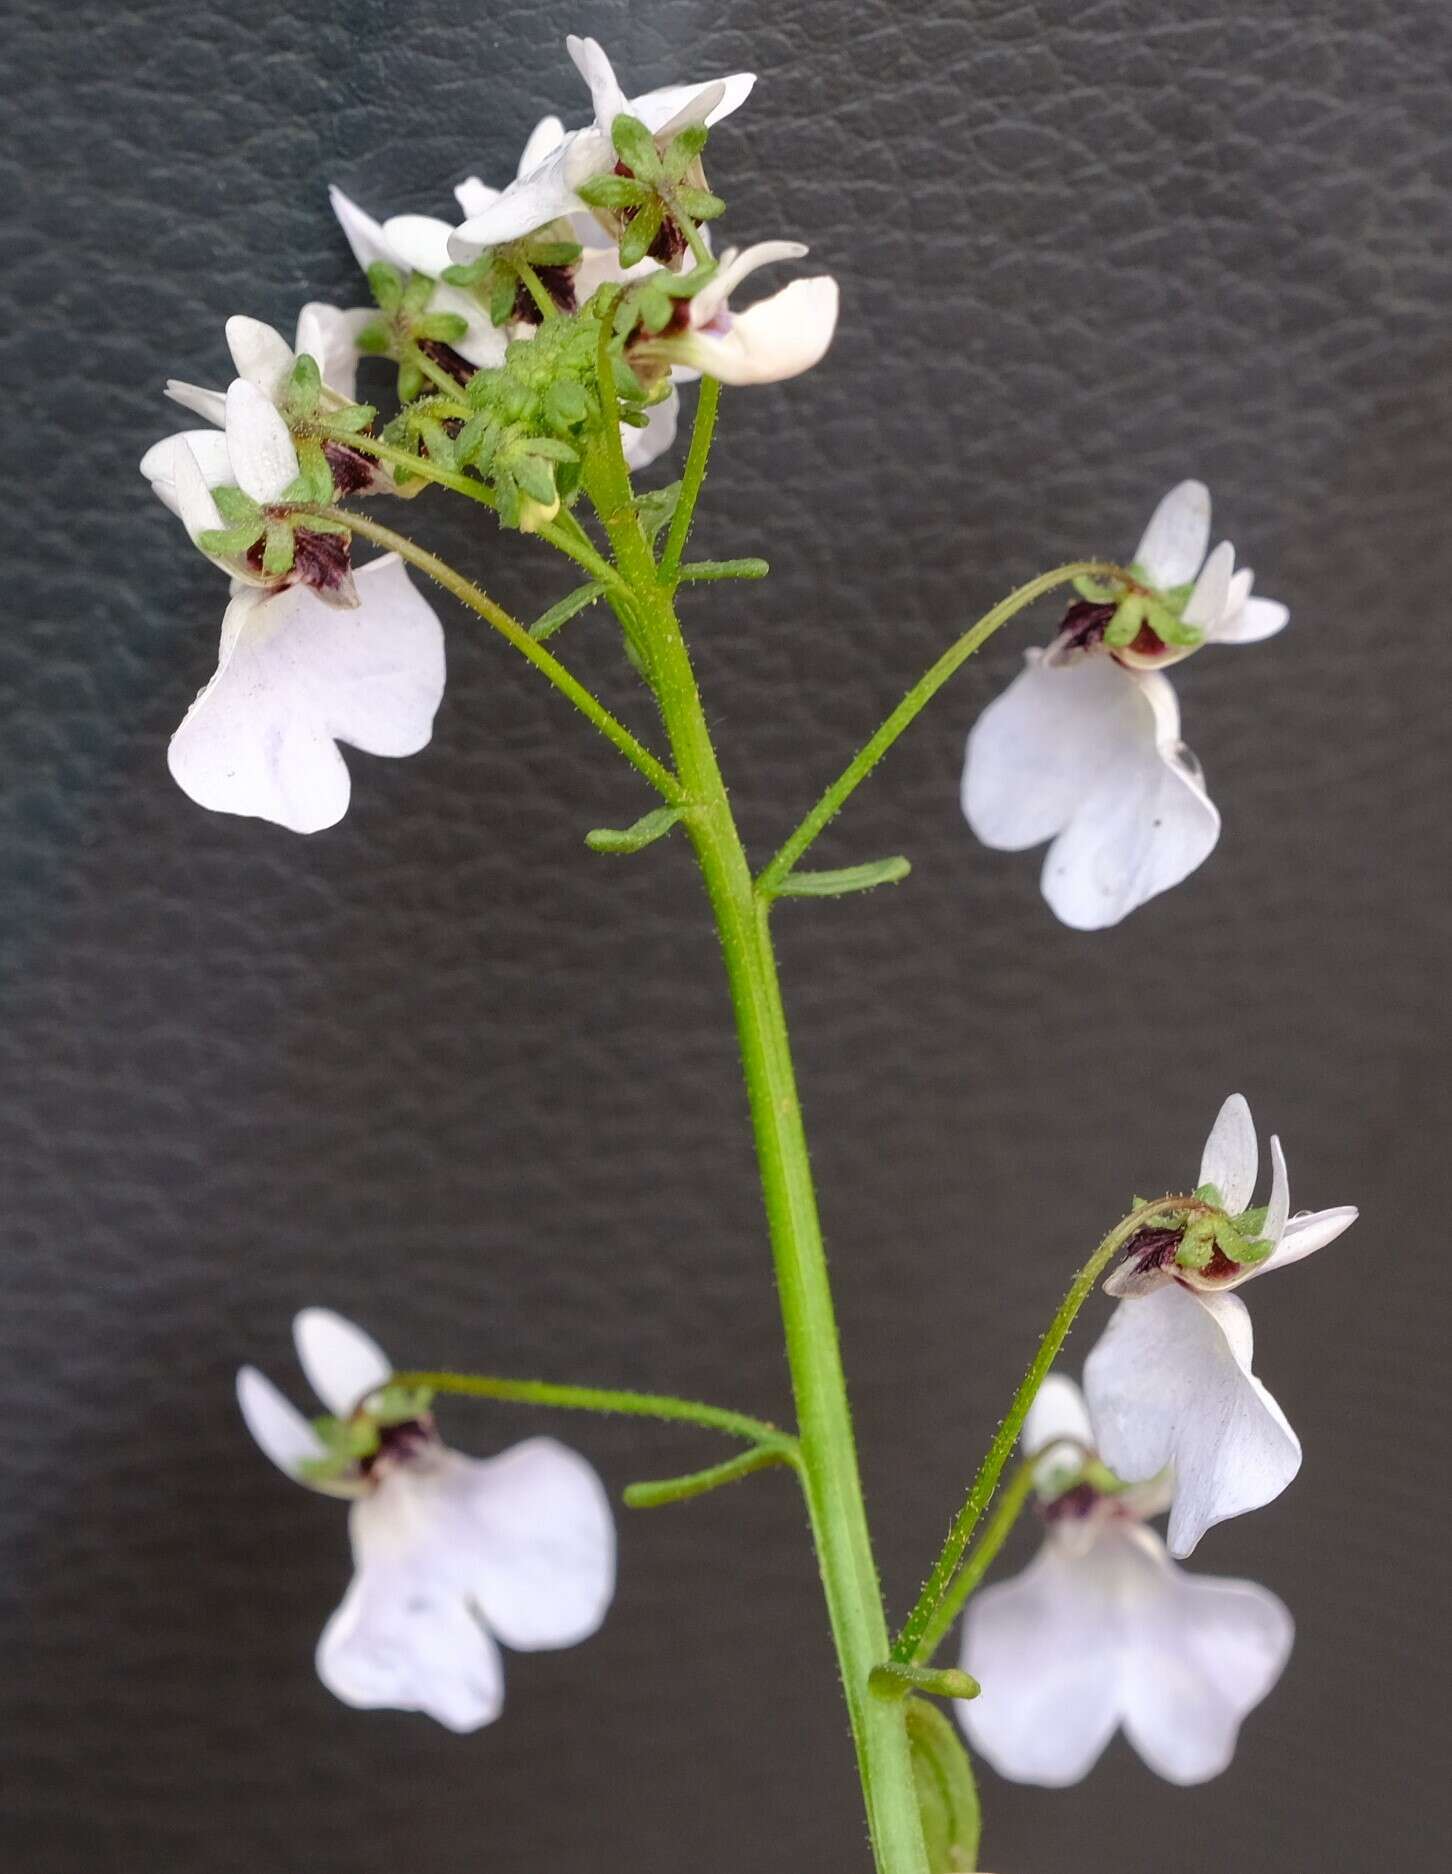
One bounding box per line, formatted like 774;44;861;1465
588;457;927;1874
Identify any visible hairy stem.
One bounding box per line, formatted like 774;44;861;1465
912;1458;1038;1664
892;1195;1193;1664
759;560;1127;892
319;506;680;801
390;1369;784;1446
659;375;719;581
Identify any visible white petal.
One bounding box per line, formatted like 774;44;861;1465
963;653;1125;852
225;316;296;395
317;1553;505;1733
1039;673;1219;930
167;556;446;834
567;33;629;128
380;214;456;278
958;1535;1125;1785
621;385;679;471
692;240;809;327
294;1308;393;1415
631;72;756;134
237;1365;328;1481
224;379;299;505
1133;480;1211;588
453;174;499;219
684;276;838;386
1024;1373;1093;1454
427;282;509;369
163;380;228;426
294;303;376;403
329;185;393;274
141;429;233;514
443;1438;616;1650
1199;1094;1258;1214
1182;540;1235;630
1084;1286;1301;1559
1120;1530;1293;1783
1219;592;1290;643
1263;1133;1290;1245
171;436;228;543
516;114;568;177
1266;1204;1358;1271
448;146;582;260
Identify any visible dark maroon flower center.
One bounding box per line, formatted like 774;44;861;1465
512;264;578;326
1057;597;1168;661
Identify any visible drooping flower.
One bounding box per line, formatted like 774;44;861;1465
632;242;840;387
957;1374;1293;1786
1084;1094;1357;1557
961;482;1288;928
143;388;446;833
448;35;754;261
238;1309;615;1732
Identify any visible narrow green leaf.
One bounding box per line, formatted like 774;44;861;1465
870;1662;980;1702
678;557;770;583
585;806;684;855
635;479;682;545
512;451;557;505
906;1698;981;1874
530;581;605;642
772;857;912;898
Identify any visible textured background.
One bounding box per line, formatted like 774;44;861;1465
2;1;1448;1869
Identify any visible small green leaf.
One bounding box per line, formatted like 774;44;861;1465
610;113;662;178
585;806;684;855
870;1662;980;1703
545;378;591;428
635;479;682;545
906;1698;981;1874
530;580;605;642
367;261;403;312
294;438;335;504
512;451;558;506
678;557;770;583
577;172;652;211
618;199;665;269
519;437;579;464
772;857;912;899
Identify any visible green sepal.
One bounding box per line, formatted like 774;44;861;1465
545;378;591;428
356;321;392;355
283;352;322;418
443;256;493;288
1072;573;1119;602
525;239;582;267
609;113;663;178
679;557;770;583
618;199;665;269
530;580;605;642
367;1383;435;1426
1193;1182;1225;1207
401;271;436;314
577;172;653;211
1175;1217;1216;1270
367;261;403;312
261;521;296;578
292;437;336;505
197;521;265;558
1103;593;1149;647
397;358;425;403
661;124;708;178
512;451;558;506
772;857;912;899
413;417;458;471
211;484;261;525
906;1698;981;1874
488;269;518;325
676;186;725;221
1216;1224;1274;1266
1233;1204;1269;1235
416;311;468;343
328;400;377;434
585;806;684;855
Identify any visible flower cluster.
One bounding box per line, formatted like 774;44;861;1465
141;34;839;834
958;1092;1354;1786
961;482;1289;928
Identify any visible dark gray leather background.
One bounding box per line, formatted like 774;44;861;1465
3;1;1449;1869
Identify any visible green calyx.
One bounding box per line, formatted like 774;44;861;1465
295;1383;435;1486
362;262;472;402
1173;1201;1275;1273
1071;568;1204;653
443;226;583;326
574;113;725;269
195;446;347;575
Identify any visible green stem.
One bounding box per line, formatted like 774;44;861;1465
391;1369;783;1447
515;258;558;321
912;1459;1038;1664
410;346;476;401
624;1441;799;1509
759;561;1128;892
891;1195;1192;1664
584;417;928;1874
319;506;681;803
659;375;719;581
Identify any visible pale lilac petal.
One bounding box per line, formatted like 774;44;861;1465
682;277;838;385
237;1365;328;1480
224;379;299;505
443;1438;616;1650
329;185;393;273
167;556;446;834
294;1308;393;1415
163;380;228;426
317;1551;505;1733
1120;1544;1293;1783
1084;1285;1301;1558
225;316;296;395
1199;1094;1258;1215
621;384;680;471
1133;480;1211;589
1267;1205;1358;1271
958;1536;1124;1785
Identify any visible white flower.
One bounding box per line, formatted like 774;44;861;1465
163;306;374;429
238;1309;615;1732
957;1375;1293;1787
144;391;447;834
637;242;840;387
961;650;1220;929
448;35;754;261
330;186;507;370
1084;1094;1358;1557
